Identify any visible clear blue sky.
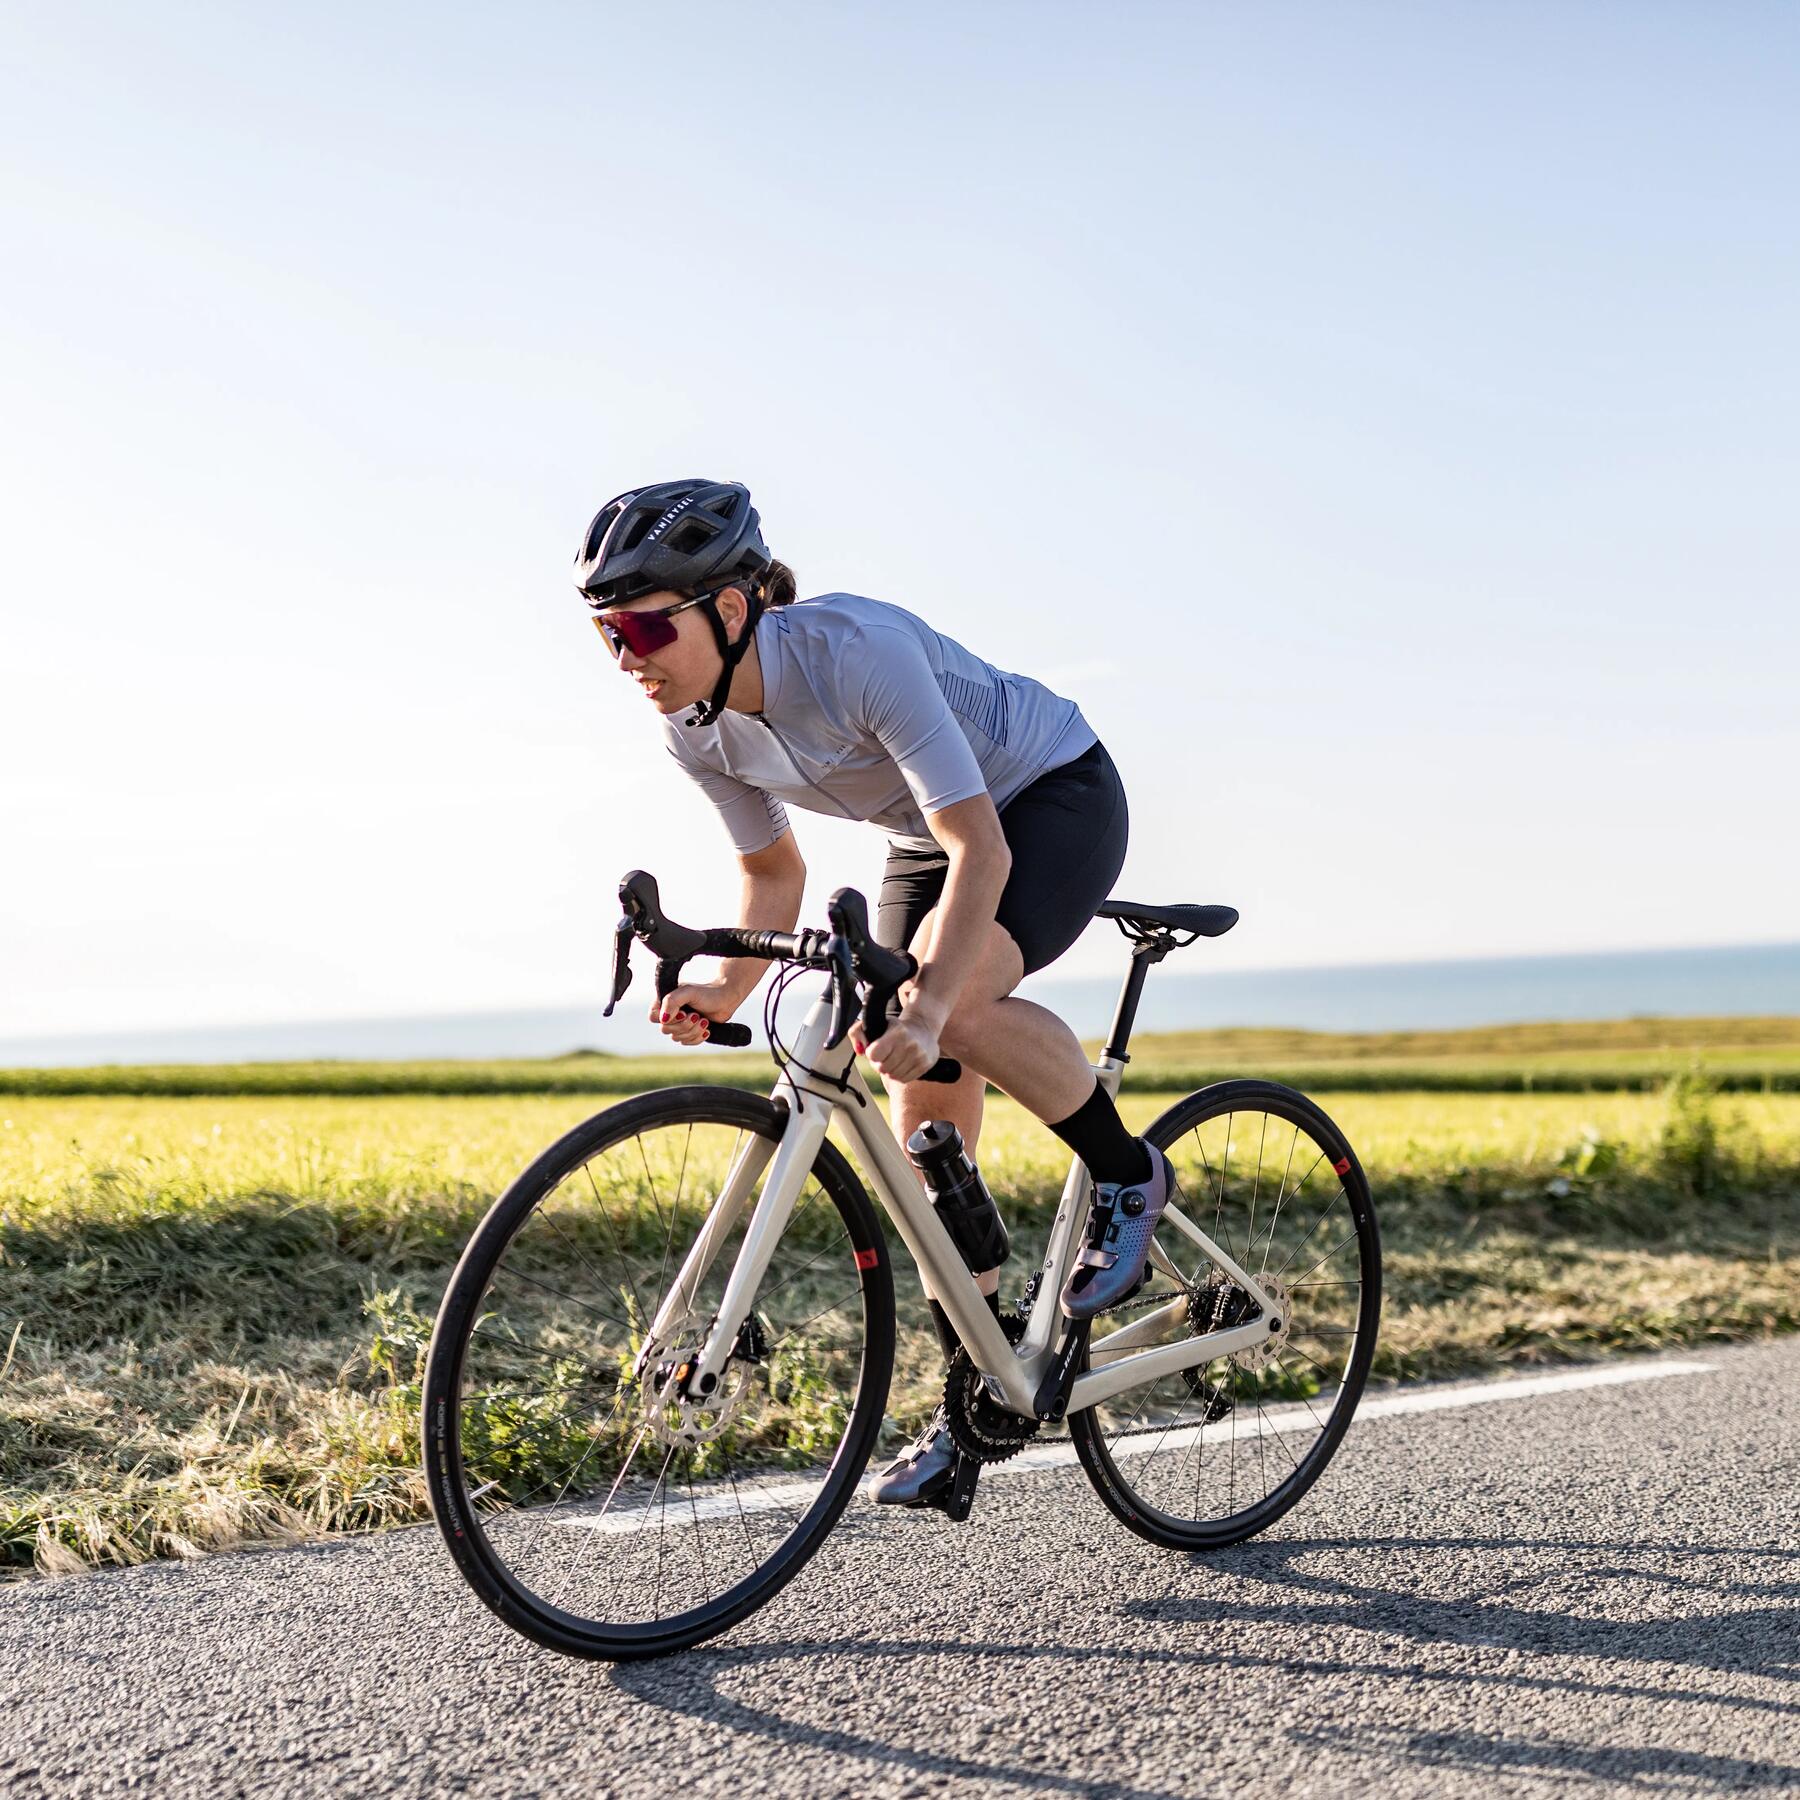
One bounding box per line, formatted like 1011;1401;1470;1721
3;3;1796;1037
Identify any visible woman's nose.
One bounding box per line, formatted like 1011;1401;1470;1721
619;644;645;672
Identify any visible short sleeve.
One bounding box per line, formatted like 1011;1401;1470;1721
854;626;989;820
664;735;790;855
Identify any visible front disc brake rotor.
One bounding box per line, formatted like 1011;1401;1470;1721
639;1313;758;1449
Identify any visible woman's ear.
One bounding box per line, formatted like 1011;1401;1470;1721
717;584;751;643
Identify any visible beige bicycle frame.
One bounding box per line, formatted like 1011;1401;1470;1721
649;983;1282;1422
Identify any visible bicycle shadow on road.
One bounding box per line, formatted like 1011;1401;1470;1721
610;1533;1799;1797
1129;1532;1800;1788
1126;1533;1800;1694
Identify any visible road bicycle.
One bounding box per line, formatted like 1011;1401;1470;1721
422;872;1381;1660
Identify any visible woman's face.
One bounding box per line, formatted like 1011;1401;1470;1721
599;587;749;717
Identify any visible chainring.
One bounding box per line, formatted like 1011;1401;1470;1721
943;1312;1038;1464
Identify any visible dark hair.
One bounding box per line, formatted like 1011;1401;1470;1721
756;558;798;608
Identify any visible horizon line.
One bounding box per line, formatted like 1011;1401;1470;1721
4;935;1798;1051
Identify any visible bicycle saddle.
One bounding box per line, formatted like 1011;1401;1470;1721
1096;899;1238;938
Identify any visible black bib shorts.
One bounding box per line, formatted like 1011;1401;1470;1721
874;739;1129;977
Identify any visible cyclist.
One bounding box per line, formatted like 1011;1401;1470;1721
576;479;1175;1504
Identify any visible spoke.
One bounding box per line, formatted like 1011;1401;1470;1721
467;1325;618;1369
652;1123;696;1321
1215;1114;1238;1263
583;1157;650;1330
1246;1113;1269;1268
725;1455;762;1572
635;1133;674;1258
684;1449;709;1603
1285;1340;1349;1397
1132;1381;1205;1490
1271;1353;1332;1436
1285;1231;1361;1287
1267;1184;1347;1281
1260;1392;1304;1475
652;1440;676;1623
1253;1376;1268;1500
1256;1122;1304;1281
768;1287;861;1349
755;1224;852;1317
547;1422;649;1609
476;1387;636;1548
1102;1380;1160;1455
529;1204;631;1330
1259;1148;1328;1268
499;1264;631;1334
1228;1362;1239;1516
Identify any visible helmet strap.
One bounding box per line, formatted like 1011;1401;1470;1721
685;583;763;728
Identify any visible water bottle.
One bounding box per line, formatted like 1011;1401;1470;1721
905;1120;1011;1271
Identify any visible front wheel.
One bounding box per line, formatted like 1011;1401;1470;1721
422;1086;895;1659
1071;1080;1381;1550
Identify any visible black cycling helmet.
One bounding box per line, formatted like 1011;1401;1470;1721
575;479;770;607
574;479;774;728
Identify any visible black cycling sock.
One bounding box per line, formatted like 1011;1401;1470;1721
1047;1080;1153;1187
927;1289;1005;1366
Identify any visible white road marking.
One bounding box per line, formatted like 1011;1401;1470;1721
556;1357;1716;1535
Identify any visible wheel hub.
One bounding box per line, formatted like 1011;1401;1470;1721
1230;1276;1290;1372
638;1312;758;1449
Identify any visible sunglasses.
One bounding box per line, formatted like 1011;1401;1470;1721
590;588;725;659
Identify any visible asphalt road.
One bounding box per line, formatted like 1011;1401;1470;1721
4;1338;1797;1799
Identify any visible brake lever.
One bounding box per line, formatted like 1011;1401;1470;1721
825;937;859;1050
602;915;635;1019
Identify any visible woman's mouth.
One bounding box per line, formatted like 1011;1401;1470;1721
637;678;665;700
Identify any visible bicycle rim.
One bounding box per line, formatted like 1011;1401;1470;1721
1072;1079;1381;1550
422;1086;894;1658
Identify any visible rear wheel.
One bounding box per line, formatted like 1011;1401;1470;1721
422;1086;894;1659
1071;1079;1380;1549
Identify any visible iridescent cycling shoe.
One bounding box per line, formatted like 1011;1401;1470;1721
868;1406;957;1506
1059;1143;1176;1321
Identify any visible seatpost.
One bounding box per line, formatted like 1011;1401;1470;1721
1102;937;1172;1064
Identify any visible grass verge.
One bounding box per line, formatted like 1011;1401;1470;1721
1;1074;1795;1576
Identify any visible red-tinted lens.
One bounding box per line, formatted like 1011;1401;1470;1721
595;607;680;658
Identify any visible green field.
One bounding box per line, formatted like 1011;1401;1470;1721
7;1014;1800;1096
2;1048;1796;1578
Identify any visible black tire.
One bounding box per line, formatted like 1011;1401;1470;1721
1071;1079;1381;1550
422;1086;894;1659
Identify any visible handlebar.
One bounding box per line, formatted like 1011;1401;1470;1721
602;870;963;1085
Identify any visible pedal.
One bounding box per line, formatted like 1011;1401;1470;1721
926;1450;981;1521
1032;1318;1092;1423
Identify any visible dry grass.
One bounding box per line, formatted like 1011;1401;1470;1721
2;1076;1796;1576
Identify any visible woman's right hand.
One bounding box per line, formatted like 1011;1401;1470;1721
651;982;740;1047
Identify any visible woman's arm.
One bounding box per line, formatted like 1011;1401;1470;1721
863;793;1010;1079
653;830;807;1045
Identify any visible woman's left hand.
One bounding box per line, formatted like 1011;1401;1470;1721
861;1006;944;1085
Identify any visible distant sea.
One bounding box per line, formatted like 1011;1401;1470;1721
4;941;1798;1069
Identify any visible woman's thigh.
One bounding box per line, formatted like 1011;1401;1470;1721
874;739;1129;979
993;742;1129;975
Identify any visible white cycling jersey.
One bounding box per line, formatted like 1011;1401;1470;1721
663;593;1095;855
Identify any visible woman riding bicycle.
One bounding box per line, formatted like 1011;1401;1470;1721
577;478;1176;1505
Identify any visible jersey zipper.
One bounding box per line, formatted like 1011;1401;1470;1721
751;713;859;820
